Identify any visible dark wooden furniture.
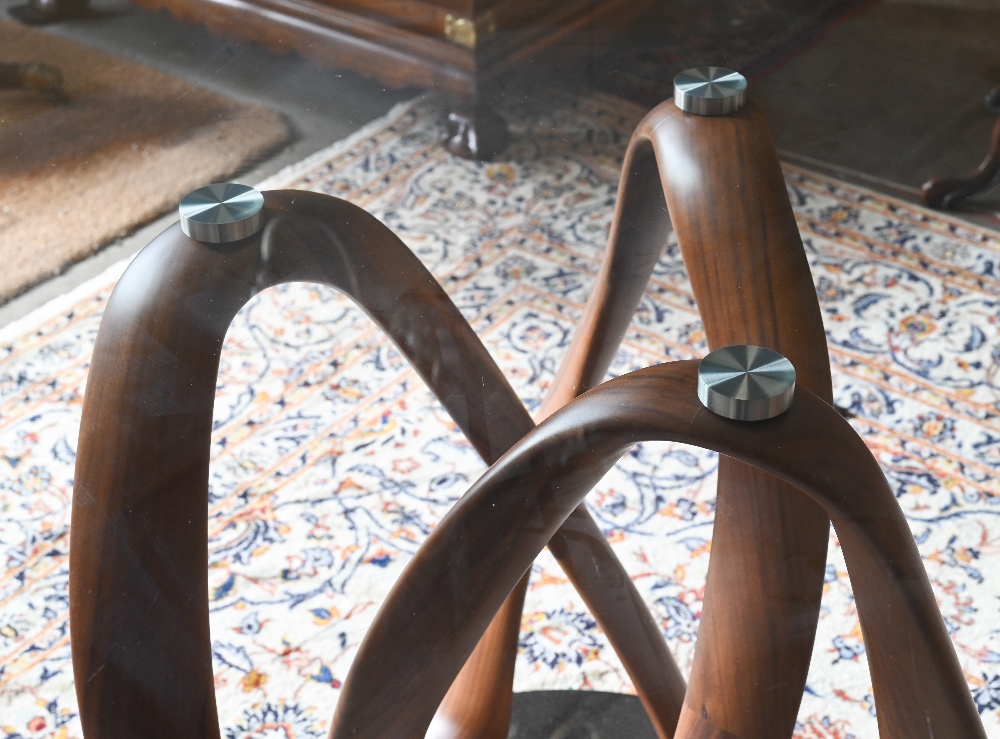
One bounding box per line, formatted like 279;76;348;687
71;91;847;738
337;360;986;739
115;0;649;159
922;87;1000;209
69;190;683;738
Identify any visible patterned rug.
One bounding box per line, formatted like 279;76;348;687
2;92;1000;739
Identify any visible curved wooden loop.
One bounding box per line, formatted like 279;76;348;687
538;99;833;737
921;116;1000;209
332;360;986;739
69;190;681;738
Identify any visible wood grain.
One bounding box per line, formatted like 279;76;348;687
70;190;679;738
332;360;986;739
530;98;833;738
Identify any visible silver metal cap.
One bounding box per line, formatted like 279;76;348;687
673;67;747;116
179;183;265;243
698;345;795;421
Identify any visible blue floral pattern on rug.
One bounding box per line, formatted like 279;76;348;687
1;93;999;738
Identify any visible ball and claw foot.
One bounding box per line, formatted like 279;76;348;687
8;0;90;24
445;106;510;161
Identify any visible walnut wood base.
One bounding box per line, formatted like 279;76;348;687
336;361;986;739
7;0;90;22
433;98;836;739
70;94;909;739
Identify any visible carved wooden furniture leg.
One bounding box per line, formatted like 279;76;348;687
333;359;987;739
70;188;683;738
921;112;1000;208
521;70;832;738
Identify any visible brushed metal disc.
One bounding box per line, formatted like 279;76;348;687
673;67;748;116
698;345;795;421
179;183;264;243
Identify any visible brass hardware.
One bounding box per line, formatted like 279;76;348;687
444;12;496;50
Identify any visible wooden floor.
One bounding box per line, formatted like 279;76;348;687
754;2;1000;215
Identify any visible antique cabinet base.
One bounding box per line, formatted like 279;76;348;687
123;0;650;158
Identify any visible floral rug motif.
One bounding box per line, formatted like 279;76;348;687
2;92;1000;739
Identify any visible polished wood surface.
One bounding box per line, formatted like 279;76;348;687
0;63;26;89
522;98;833;738
445;106;511;161
333;360;987;739
0;62;63;96
20;0;89;20
70;190;679;737
432;489;685;739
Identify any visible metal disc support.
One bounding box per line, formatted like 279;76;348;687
697;344;795;421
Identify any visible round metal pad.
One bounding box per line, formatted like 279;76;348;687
673;67;747;116
698;345;795;421
179;183;265;243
